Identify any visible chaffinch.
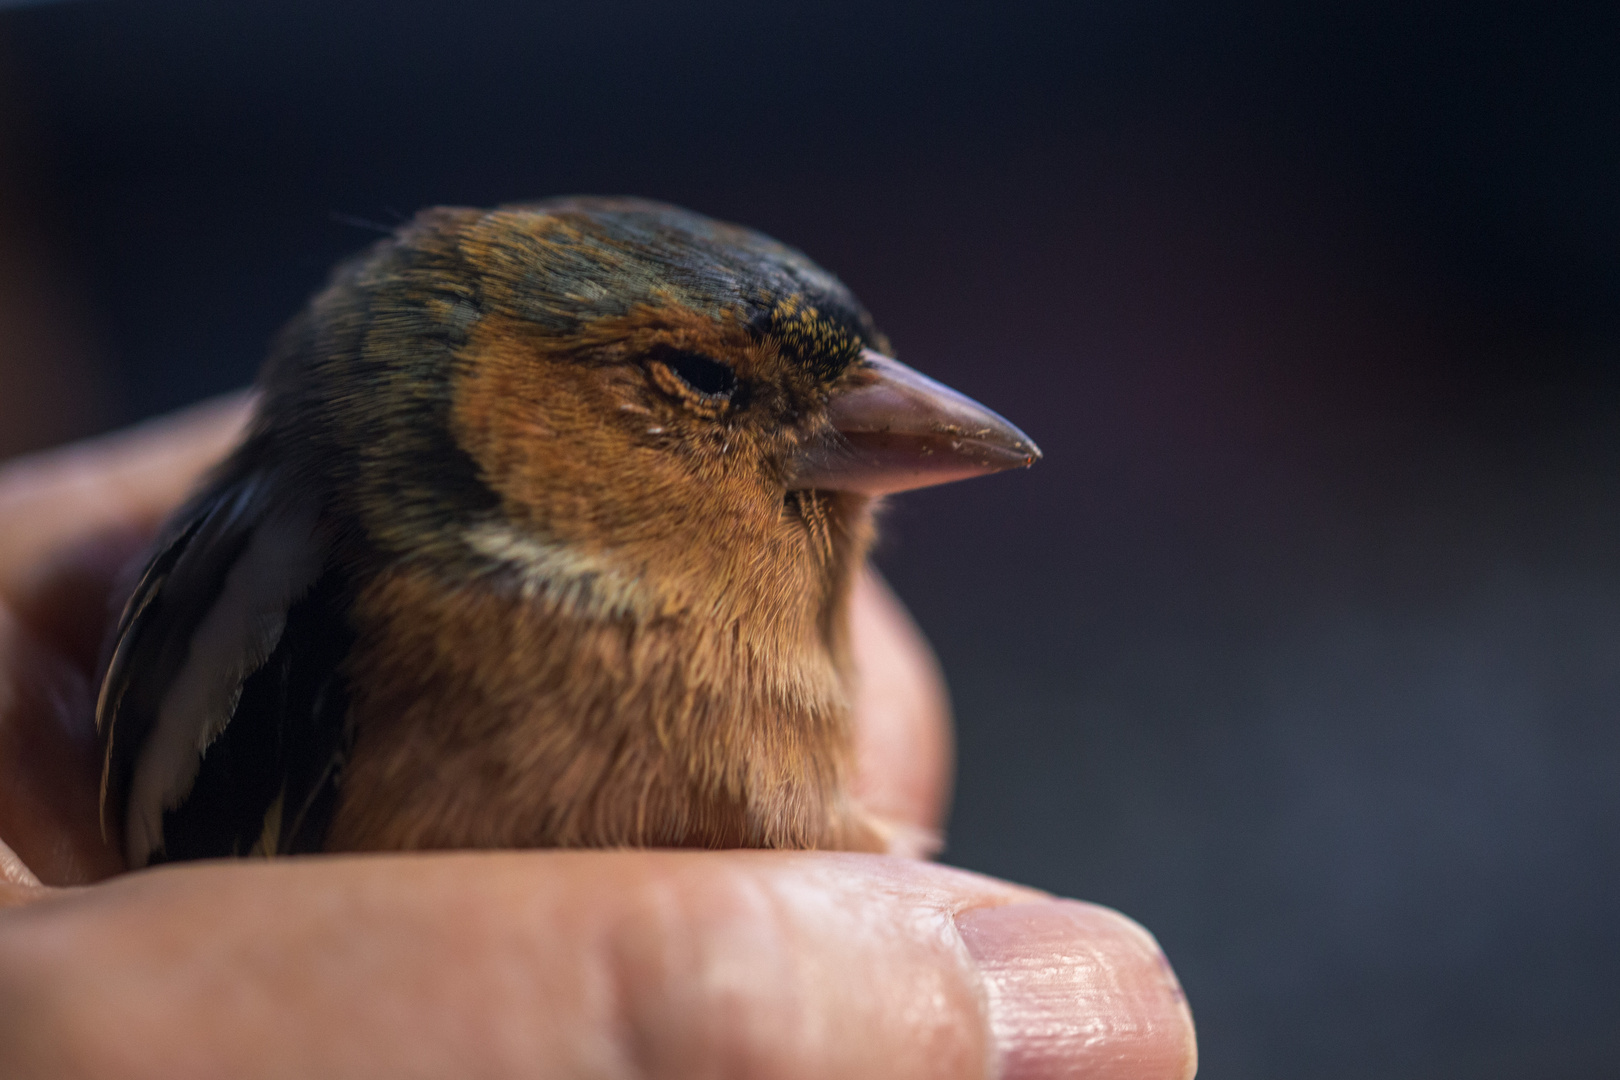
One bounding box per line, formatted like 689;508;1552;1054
96;197;1038;868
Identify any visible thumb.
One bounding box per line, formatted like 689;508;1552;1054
0;851;1194;1080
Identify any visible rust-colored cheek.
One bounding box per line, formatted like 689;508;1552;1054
445;308;876;643
450;314;670;540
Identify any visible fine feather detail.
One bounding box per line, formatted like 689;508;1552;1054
122;499;326;867
98;478;276;836
462;520;655;619
95;513;209;829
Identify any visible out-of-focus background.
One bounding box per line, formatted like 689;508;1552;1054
2;0;1616;1074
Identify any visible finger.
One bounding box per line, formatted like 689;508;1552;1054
0;396;252;886
0;845;45;910
848;567;954;850
0;393;253;643
0;604;122;885
0;836;41;890
0;852;1196;1080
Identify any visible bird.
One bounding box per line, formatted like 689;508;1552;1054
94;196;1040;868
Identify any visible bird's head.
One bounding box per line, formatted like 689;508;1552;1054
265;197;1038;642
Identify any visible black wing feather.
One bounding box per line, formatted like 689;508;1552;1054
151;570;355;861
97;470;355;864
98;481;267;838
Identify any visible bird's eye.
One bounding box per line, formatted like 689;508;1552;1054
648;349;739;413
664;350;736;398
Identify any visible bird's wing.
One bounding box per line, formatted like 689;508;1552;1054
97;472;351;867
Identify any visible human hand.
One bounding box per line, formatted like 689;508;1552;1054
0;401;1196;1079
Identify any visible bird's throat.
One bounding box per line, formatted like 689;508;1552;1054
323;553;883;853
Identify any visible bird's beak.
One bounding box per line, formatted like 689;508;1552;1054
788;349;1041;495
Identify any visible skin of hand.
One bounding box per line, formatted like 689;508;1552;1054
0;401;1197;1080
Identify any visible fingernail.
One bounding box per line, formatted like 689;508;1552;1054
0;836;42;889
957;901;1197;1080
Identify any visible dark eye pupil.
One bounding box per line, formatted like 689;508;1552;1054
665;350;737;398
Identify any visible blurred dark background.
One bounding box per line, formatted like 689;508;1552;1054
1;0;1617;1074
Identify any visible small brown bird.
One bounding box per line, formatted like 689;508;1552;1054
96;197;1039;868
